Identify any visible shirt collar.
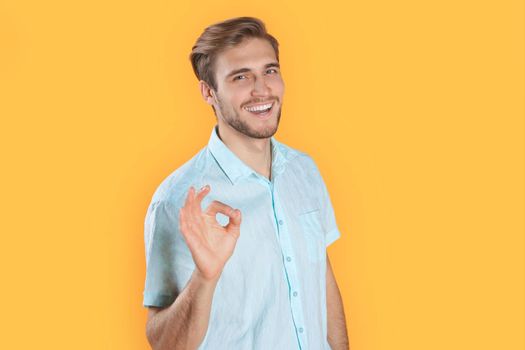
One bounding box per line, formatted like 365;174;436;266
207;124;288;185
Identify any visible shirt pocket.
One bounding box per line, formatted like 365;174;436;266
298;209;324;262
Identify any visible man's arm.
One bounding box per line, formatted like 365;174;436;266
145;185;242;350
146;270;218;350
327;254;350;350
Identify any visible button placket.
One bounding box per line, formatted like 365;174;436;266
271;184;308;350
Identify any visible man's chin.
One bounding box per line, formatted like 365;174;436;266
222;112;280;139
251;124;279;139
237;123;278;139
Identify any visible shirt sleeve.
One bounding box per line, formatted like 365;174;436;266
143;200;195;308
308;156;342;247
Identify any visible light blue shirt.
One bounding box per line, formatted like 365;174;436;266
143;125;341;349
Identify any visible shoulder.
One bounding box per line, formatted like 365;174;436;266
275;139;321;176
149;146;210;207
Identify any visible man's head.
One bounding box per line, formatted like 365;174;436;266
190;17;285;139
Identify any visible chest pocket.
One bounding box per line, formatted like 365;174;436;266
298;209;325;262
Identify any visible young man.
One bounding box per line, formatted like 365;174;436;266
143;17;350;350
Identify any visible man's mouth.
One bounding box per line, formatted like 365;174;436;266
243;102;274;118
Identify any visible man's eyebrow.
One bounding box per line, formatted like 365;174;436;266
265;62;280;69
225;62;280;79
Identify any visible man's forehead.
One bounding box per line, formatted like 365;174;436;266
215;38;277;76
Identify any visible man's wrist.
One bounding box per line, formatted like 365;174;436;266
193;268;221;289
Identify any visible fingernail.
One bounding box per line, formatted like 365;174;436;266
200;184;209;191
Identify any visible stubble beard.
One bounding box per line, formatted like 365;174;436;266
216;97;282;139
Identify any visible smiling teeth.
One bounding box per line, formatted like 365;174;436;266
244;103;272;112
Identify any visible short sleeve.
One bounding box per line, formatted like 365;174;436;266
319;174;341;247
307;156;342;247
143;200;195;308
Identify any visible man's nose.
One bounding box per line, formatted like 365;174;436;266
251;76;271;96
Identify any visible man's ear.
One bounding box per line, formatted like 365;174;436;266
199;80;216;105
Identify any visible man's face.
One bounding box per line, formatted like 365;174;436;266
208;37;285;139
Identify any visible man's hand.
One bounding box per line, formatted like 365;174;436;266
179;185;242;282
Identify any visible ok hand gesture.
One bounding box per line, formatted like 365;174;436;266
179;185;242;282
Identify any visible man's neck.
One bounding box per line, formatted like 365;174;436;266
216;122;272;181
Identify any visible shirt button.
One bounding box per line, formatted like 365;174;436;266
298;327;304;333
293;291;298;297
278;219;284;225
286;256;292;262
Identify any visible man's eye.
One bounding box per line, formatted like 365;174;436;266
266;68;278;74
234;75;246;81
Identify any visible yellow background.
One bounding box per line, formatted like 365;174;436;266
0;0;523;349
